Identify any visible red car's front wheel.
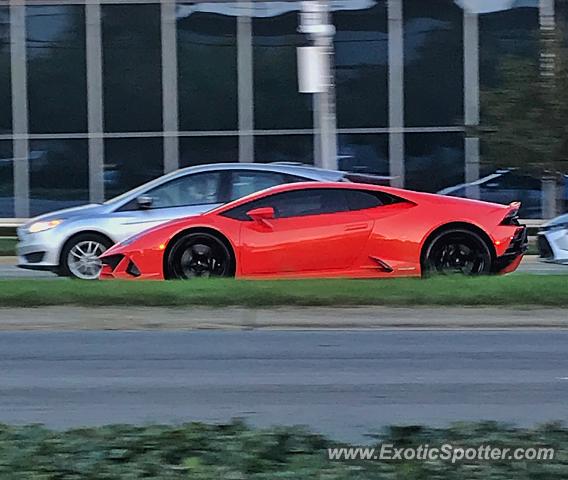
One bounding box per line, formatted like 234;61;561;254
166;232;234;280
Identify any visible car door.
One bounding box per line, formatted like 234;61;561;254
106;171;225;242
236;188;374;276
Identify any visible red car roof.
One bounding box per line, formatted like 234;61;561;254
207;181;508;218
207;181;395;216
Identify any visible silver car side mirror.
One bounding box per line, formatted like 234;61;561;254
136;195;153;209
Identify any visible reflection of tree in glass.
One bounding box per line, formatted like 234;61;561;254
481;19;568;178
0;7;12;134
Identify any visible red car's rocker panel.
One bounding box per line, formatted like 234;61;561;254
100;182;527;280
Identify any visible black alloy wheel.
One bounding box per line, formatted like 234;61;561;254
167;233;233;279
423;229;492;276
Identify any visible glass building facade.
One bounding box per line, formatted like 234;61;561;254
0;0;565;219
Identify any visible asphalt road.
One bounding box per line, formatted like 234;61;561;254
1;330;568;442
0;255;566;279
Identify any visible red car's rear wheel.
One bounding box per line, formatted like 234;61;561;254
166;232;233;279
423;229;492;276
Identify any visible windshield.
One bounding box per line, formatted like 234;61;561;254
103;171;182;205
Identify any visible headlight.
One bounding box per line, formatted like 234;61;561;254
28;219;63;233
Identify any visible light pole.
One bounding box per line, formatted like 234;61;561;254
297;1;338;170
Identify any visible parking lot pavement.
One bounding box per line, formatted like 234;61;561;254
0;260;57;279
0;255;566;279
514;255;568;275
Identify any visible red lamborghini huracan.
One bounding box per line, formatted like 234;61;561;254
99;182;527;280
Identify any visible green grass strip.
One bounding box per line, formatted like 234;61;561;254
0;237;16;256
0;274;566;308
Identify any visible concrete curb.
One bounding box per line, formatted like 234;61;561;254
0;306;566;331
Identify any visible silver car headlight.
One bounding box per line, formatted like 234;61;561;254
27;219;63;234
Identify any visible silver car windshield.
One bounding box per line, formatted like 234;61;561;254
103;172;180;206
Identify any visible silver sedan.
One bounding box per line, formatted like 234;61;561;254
18;163;379;279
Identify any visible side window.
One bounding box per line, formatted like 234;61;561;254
344;190;383;211
229;171;289;201
272;189;348;218
222;188;349;220
125;172;222;210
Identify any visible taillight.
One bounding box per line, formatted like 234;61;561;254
500;210;520;226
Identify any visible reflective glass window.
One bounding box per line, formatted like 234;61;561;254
102;4;162;132
29;139;89;216
405;133;464;193
479;4;541;186
26;5;87;134
254;135;313;165
404;0;464;126
478;142;543;219
334;2;388;128
338;134;389;175
179;136;238;168
253;6;312;129
0;141;13;217
104;137;163;198
479;4;540;98
0;7;11;134
177;3;238;131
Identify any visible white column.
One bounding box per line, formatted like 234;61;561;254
539;0;555;32
312;88;322;166
237;2;254;162
540;0;557;217
539;0;556;82
86;0;105;202
463;8;480;200
10;1;29;217
541;177;557;219
161;0;179;173
388;0;404;187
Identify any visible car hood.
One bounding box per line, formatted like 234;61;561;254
23;203;108;227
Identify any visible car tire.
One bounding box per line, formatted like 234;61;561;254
166;232;234;279
59;233;114;280
422;228;492;277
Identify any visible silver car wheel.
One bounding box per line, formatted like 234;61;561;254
67;240;107;280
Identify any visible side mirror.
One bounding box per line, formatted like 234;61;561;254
136;195;153;209
246;207;275;222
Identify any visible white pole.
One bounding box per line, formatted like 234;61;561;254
387;0;404;188
298;1;337;170
463;8;480;200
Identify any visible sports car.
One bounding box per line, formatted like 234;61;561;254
537;213;568;264
99;182;528;280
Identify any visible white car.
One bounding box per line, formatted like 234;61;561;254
538;213;568;264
